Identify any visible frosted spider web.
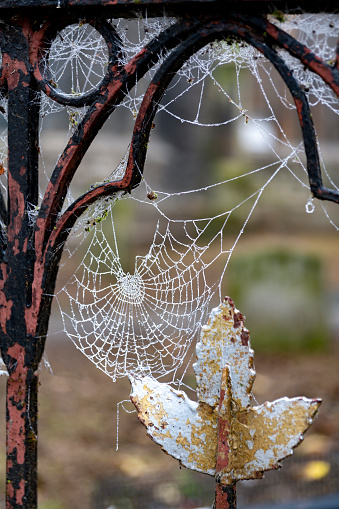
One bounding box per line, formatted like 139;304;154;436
0;12;338;381
57;174;276;382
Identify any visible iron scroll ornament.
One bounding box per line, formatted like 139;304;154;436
35;13;339;304
34;13;339;259
0;10;337;373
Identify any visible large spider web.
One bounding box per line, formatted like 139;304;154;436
0;12;338;381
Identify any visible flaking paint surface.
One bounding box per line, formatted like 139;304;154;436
130;376;218;474
219;396;320;483
194;297;255;410
129;298;321;482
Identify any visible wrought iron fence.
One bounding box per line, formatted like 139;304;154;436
0;1;338;508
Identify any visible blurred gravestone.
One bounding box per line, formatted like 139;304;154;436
227;250;328;352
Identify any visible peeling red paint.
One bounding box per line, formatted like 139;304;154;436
13;240;20;257
6;481;15;501
0;263;11;334
294;97;304;128
7;345;27;376
241;330;250;346
215;367;236;509
216;369;231;473
215;483;236;509
0;297;12;336
233;312;243;328
223;296;234;308
6;345;37;508
7;401;26;465
263;20;339;98
25;302;40;336
124;47;148;74
1;55;28;90
16;480;25;505
7;179;25;242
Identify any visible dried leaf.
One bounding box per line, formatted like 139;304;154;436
300;460;330;481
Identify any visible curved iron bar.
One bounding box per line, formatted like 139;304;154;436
44;13;339;281
136;15;339;204
31;16;208;358
33;18;124;107
34;16;206;252
240;14;339;97
241;23;339;203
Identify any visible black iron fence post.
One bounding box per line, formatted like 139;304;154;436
1;18;41;508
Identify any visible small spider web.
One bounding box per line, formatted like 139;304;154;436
57;209;218;381
56;149;287;384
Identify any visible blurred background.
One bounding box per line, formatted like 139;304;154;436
0;16;338;509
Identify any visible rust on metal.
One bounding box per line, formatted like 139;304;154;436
6;345;38;508
215;368;236;509
252;16;339;97
130;298;321;507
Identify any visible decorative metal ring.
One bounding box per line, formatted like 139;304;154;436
34;18;122;107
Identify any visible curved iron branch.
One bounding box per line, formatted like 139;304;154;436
33;13;339;339
35;17;206;256
240;14;339;97
238;22;339;203
46;14;339;265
